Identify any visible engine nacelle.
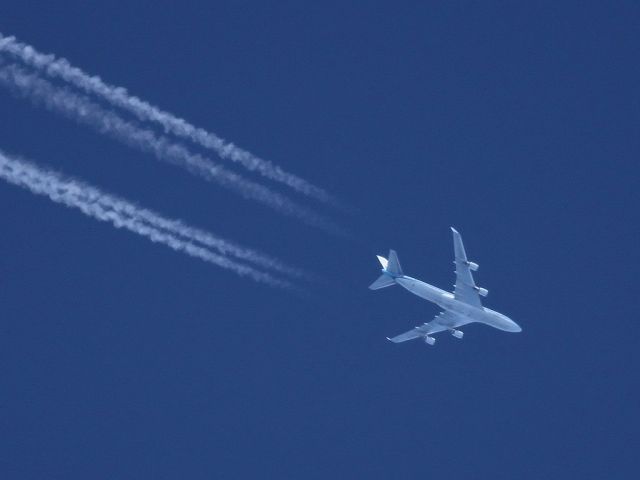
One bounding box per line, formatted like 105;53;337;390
474;286;489;297
450;329;464;339
467;261;479;271
424;335;436;346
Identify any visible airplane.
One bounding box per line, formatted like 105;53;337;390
369;227;521;346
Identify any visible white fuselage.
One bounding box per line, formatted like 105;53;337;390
394;275;521;332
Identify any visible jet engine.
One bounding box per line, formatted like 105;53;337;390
423;335;436;346
450;329;464;339
466;261;479;271
474;286;489;297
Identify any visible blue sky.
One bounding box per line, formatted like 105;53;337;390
1;2;638;478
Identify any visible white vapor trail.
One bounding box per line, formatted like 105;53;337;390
0;150;297;288
0;33;342;207
63;180;310;281
0;62;345;236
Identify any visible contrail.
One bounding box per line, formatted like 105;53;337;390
59;179;311;281
0;32;343;208
0;149;296;288
0;62;346;236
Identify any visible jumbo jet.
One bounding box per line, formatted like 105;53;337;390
369;227;521;345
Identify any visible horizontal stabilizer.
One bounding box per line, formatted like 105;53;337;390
368;274;395;290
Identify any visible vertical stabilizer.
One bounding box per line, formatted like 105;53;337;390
369;249;403;290
386;250;403;276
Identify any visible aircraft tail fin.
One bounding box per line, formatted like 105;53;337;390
386;250;403;276
376;255;388;269
369;249;403;290
368;274;395;290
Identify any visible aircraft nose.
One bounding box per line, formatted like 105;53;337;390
509;320;522;333
499;313;522;332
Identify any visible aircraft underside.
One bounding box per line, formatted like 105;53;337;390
370;227;521;347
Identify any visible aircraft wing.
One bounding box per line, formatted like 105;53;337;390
386;312;456;343
451;227;483;307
